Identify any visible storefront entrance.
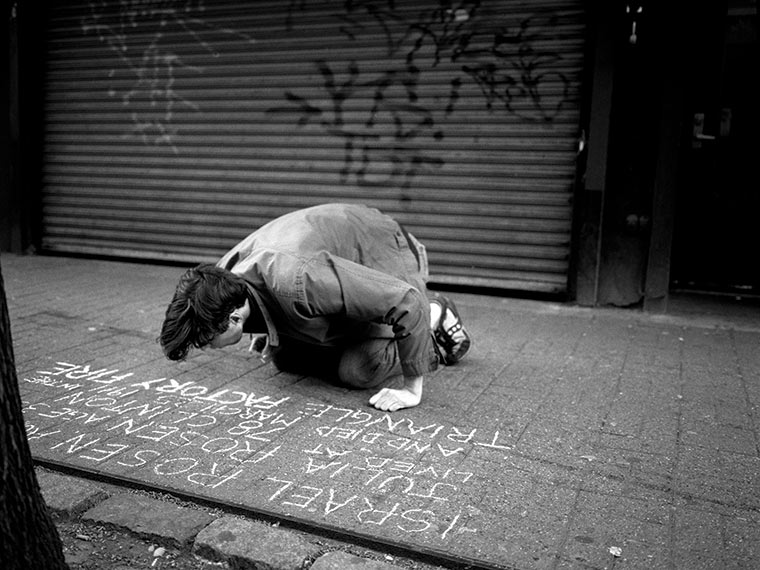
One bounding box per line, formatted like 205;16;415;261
671;1;759;296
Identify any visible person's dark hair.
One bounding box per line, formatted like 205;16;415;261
159;264;248;361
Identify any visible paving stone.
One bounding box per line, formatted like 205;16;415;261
81;493;215;546
36;468;110;516
194;516;320;570
8;254;760;570
311;550;403;569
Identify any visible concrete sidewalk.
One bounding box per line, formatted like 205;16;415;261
2;252;759;570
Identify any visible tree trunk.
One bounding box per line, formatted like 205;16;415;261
0;258;68;569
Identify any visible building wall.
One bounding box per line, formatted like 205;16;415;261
9;1;729;307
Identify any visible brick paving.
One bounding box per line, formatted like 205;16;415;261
3;252;760;569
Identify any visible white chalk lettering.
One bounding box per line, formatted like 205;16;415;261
440;511;478;540
154;457;197;476
170;411;216;427
399;509;435;533
283;486;323;509
266;477;294;501
358;499;401;526
26;426;62;440
135;424;179;442
80;442;129;463
324;489;358;515
437;443;464;457
187;464;243;489
447;427;477;443
50;433;100;454
201;437;238;454
240;445;281;465
107;418;156;435
303;444;351;458
474;430;511;450
23;359;493;523
117;449;161;467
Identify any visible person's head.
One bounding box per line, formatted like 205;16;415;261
159;264;250;360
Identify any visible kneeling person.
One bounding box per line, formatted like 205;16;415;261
159;203;470;412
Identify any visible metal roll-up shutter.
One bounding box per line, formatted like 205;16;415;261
40;0;585;293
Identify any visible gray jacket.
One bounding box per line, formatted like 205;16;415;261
216;203;437;378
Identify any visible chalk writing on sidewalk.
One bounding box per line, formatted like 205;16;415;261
21;361;511;542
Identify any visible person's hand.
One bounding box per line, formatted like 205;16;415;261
369;375;423;412
248;334;272;363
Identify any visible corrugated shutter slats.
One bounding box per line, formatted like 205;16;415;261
41;0;585;293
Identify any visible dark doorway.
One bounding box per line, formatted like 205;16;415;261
671;1;759;296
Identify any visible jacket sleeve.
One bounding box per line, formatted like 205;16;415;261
297;252;438;377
